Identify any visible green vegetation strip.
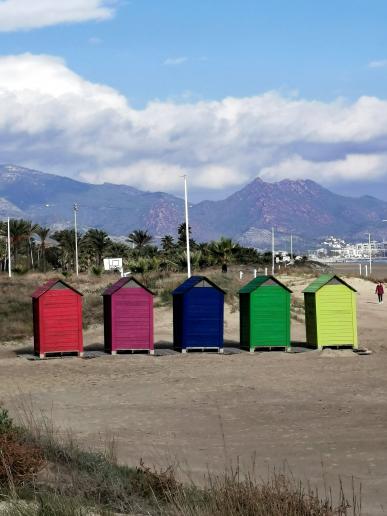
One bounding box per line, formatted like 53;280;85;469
0;407;361;515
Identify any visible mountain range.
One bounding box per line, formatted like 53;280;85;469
1;164;387;250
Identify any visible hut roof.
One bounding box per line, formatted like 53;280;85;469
32;279;83;299
303;274;357;294
172;275;226;295
239;275;292;294
102;276;154;296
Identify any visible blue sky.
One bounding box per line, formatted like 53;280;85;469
1;0;387;200
3;0;387;106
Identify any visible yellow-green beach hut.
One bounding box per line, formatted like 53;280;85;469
303;274;358;349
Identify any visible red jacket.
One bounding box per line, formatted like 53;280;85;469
376;284;384;294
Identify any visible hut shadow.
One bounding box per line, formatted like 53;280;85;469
14;344;34;355
154;340;174;350
154;340;244;355
291;340;315;349
84;342;104;352
290;341;316;352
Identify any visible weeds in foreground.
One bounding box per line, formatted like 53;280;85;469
0;406;362;515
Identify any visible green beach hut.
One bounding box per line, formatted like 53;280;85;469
239;276;292;351
303;274;358;349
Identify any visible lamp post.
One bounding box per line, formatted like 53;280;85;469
182;175;191;278
366;232;372;276
7;217;11;278
271;227;275;275
73;203;79;277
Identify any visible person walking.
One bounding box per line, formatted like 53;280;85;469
375;282;384;304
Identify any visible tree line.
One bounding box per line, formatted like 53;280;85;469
0;219;276;275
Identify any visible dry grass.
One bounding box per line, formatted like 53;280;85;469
0;273;117;343
0;406;362;516
0;435;44;485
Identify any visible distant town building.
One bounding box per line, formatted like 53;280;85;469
308;236;387;261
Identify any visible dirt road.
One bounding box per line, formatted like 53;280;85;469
1;276;387;514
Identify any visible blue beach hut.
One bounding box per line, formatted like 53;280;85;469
172;276;225;353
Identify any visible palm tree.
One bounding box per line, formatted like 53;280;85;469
210;237;240;269
177;222;197;249
0;232;6;272
83;229;112;267
52;229;80;271
161;234;175;252
127;229;153;249
35;226;50;272
107;241;130;257
0;219;34;267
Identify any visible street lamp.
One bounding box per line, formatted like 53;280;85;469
7;217;11;278
73;203;79;277
366;232;372;275
271;227;275;275
181;175;191;278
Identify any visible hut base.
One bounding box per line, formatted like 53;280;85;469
37;351;83;359
246;346;290;353
318;344;356;350
110;349;154;355
180;347;223;354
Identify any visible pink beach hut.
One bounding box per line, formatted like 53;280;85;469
102;276;154;355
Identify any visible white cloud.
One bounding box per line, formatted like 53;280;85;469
2;53;387;195
163;57;188;66
81;162;188;191
260;154;387;183
0;0;116;31
88;36;103;45
368;59;387;69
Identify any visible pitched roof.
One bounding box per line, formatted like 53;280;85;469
239;275;292;294
102;276;154;296
303;274;357;293
32;279;83;299
172;275;226;295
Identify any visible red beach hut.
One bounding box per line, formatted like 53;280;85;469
32;279;83;358
103;276;154;355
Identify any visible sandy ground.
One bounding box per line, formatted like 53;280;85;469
1;275;387;514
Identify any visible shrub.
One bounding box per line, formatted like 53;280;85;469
0;408;13;435
0;434;44;484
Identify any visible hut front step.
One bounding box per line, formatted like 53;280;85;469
319;345;355;350
181;347;224;354
248;346;290;353
111;349;155;355
38;351;84;359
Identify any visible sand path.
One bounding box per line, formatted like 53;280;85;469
1;276;387;514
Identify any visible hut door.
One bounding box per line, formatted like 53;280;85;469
185;287;221;347
114;286;151;349
42;290;80;351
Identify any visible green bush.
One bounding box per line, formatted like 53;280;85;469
0;408;13;434
91;266;103;277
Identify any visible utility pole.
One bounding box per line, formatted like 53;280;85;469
182;175;191;278
73;203;79;277
368;232;372;276
290;232;293;260
272;227;275;275
7;217;11;278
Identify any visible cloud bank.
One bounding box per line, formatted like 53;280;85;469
0;0;115;31
163;57;188;66
1;53;387;196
